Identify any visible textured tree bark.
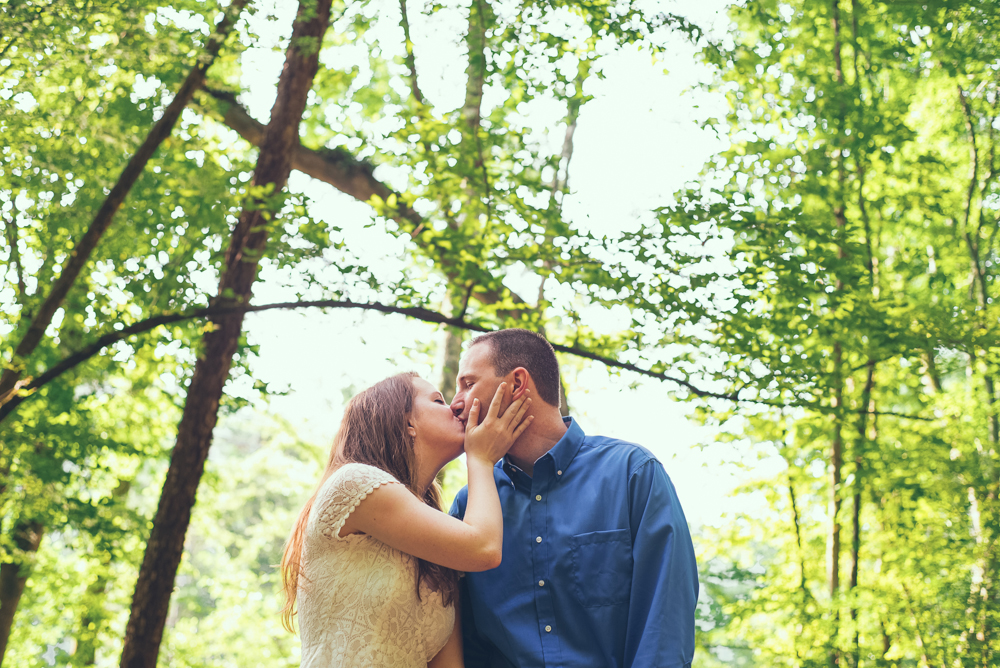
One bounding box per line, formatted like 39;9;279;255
0;521;43;667
440;326;465;403
117;2;334;666
0;0;248;408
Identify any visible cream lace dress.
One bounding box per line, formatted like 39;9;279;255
298;463;455;667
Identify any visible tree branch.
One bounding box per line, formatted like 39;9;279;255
398;0;424;104
0;299;938;424
2;215;25;300
197;87;526;311
0;0;250;402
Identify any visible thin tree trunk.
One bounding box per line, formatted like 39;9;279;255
788;471;808;593
828;4;847;664
0;0;247;407
398;0;423;104
957;83;998;666
850;362;874;668
441;325;465;403
117;3;334;667
0;521;43;666
828;352;844;668
2;215;25;300
461;0;491;224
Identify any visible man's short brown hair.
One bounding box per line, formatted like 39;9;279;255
468;328;561;407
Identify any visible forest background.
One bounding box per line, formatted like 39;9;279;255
1;0;998;666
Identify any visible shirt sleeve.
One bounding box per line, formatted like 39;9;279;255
623;458;699;668
449;487;504;668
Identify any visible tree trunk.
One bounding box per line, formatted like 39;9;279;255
75;480;131;665
957;83;999;666
441;326;465;403
117;3;333;666
0;521;43;666
788;471;808;593
828;4;847;663
828;355;844;668
0;0;247;411
849;362;874;668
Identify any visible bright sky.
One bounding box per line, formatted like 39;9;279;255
227;0;780;529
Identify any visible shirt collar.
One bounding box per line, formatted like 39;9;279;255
500;416;585;483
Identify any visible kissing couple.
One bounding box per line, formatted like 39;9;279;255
281;328;699;668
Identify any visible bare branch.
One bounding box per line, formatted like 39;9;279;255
398;0;424;104
0;299;937;423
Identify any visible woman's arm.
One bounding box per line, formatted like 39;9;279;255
428;600;464;668
340;383;532;572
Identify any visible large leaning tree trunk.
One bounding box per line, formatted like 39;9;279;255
0;0;248;411
0;521;43;665
117;2;334;666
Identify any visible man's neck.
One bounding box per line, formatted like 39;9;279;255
505;411;568;477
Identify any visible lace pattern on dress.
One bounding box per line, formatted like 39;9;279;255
316;462;402;541
299;462;455;668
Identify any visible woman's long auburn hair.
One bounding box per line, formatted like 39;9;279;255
280;372;459;632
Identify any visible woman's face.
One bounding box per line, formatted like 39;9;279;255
409;376;466;466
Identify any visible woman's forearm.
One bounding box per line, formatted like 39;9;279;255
461;456;503;566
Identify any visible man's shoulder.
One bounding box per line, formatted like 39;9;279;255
580;434;659;477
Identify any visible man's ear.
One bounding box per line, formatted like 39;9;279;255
510;368;530;399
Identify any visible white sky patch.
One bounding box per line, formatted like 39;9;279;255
12;92;37;113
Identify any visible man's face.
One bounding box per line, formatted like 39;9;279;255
450;343;506;429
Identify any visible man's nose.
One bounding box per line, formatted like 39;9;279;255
451;396;464;417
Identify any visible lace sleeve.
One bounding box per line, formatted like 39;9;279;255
314;463;402;541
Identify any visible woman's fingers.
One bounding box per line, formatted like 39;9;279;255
486;382;507;420
512;415;535;440
501;395;528;428
511;396;531;427
465;398;481;433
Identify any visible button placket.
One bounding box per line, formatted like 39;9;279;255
529;468;557;655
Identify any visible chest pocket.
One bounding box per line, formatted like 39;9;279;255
568;528;633;608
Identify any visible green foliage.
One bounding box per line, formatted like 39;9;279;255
670;0;1000;665
6;0;997;665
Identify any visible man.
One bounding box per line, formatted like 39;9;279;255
449;328;699;668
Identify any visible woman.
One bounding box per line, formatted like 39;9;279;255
281;372;532;667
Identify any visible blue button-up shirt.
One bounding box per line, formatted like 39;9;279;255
449;417;698;668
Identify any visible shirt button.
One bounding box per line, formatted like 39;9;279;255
545;625;552;633
557;470;563;475
535;536;542;543
538;580;545;587
535;494;542;501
